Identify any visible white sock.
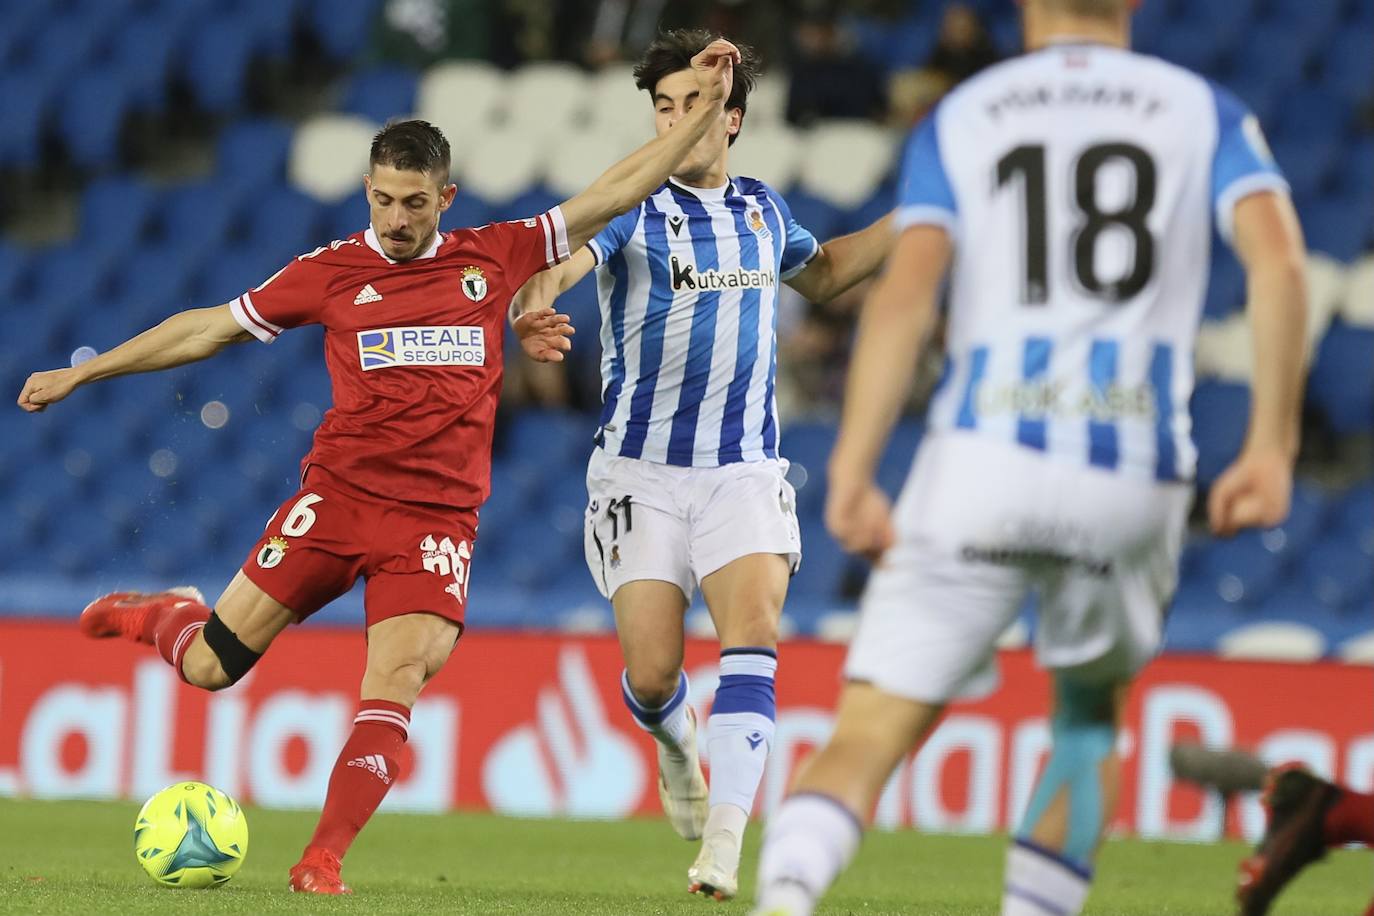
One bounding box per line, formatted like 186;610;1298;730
707;649;776;813
1002;838;1092;916
621;669;693;760
755;793;862;916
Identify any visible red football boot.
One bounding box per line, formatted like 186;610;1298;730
1236;765;1342;916
289;846;352;895
78;587;206;644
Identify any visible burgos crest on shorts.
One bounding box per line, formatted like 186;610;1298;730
257;536;288;569
461;265;488;302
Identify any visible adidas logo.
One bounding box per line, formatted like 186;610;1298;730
345;754;392;784
353;283;383;305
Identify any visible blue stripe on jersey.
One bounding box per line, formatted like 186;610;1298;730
595;251;631;445
1088;339;1119;469
666;190;724;464
758;194;785;456
956;346;989;430
1016;337;1052;451
1149;343;1177;481
620;196;674;459
717;192;763;464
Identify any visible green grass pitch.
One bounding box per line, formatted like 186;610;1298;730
0;799;1367;914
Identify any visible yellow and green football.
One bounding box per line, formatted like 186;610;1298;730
133;781;248;888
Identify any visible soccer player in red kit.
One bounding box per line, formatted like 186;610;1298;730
18;39;742;895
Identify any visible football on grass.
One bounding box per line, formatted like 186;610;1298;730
133;781;248;888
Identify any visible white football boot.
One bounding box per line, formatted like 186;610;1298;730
657;706;709;840
688;828;742;900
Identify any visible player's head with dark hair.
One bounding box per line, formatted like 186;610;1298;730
363;119;457;262
632;29;760;184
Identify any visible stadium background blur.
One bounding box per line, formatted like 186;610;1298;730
1;0;1371;662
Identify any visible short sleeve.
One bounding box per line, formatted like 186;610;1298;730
765;189;820;280
1209;84;1289;242
231;255;326;343
481;206;573;290
895;107;958;234
588;208;641;267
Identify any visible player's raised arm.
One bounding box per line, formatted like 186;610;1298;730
1207;189;1308;537
17;304;252;412
785;213;897;304
557;39;739;253
825;225;951;559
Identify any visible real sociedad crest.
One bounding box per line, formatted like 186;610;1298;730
461;265;488;302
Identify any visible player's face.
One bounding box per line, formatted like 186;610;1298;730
652;69;741;184
363;165;457;261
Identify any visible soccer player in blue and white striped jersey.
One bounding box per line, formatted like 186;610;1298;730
751;1;1309;915
515;29;893;901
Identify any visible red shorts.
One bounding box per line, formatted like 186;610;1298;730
241;467;478;629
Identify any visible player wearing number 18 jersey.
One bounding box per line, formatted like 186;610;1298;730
19;36;743;896
753;2;1309;915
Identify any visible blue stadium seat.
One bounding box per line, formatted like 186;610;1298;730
1275;87;1352;144
1302;197;1372;261
783;192;842;243
217;119;295;190
80;176;160;242
1203;251;1245;319
241;186;326;257
447;193;491;231
0;242;31;301
789;523;851;601
181;15;255;114
114;244;203;312
1156;25;1225;76
0;71;50;169
157;180;244;254
1305;535;1374;609
838;186;895;237
1269;137;1339;201
503;410;592;469
1250;582;1369;654
876;420;922;499
488;188;561;225
1307;322;1374;433
238;0;302;57
1176;0;1255;48
329;195;372;241
1189;381;1249;485
307;0;382;60
30;243;119;308
195;245;286;306
1260;0;1346;41
1231;24;1311;98
0;0;46;70
112;13;184;113
781;421;837;516
1321;29;1374;103
1197;529;1290;605
1334;481;1374;555
25;14;109;96
341;67;419;123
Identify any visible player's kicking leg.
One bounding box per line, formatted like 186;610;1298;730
752;682;943;916
290;610;459;894
81;570;295;690
613;580;710;843
689;551;790;901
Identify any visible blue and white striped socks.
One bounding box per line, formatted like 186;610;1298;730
621;669;694;760
706;647;777;824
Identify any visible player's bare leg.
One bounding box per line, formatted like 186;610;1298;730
999;678;1128;916
291;611;460;895
689;552;790;900
81;571;295;690
613;581;707;842
753;682;942;916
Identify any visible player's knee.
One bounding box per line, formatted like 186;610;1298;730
624;664;680;708
180;642;232;691
368;656;429;698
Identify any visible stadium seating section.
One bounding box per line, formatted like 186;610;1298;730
1;0;1370;662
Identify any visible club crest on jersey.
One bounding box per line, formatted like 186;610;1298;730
358;326;486;370
746;208;772;240
257;536;288;569
461;265;488;301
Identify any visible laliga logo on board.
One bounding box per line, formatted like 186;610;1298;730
482;647;645;818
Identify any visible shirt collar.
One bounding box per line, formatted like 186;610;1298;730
667;177;732;202
364;226;443;264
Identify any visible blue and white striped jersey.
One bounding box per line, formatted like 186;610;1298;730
900;42;1288;482
588;177;820;466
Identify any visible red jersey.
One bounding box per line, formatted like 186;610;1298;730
229;209;571;509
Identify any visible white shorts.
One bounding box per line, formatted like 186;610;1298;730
583;448;802;603
845;431;1191;704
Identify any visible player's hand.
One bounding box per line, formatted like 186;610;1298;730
1207;446;1292;537
18;367;81;412
513;307;575;363
825;474;895;563
691;38;739;106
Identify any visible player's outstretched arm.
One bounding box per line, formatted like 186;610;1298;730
1208;191;1308;537
557;39;739;253
786;213;896;304
507;248;597;362
826;225;951;560
17;304;252;412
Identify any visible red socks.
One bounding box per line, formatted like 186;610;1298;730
1325;786;1374;848
150;603;211;683
306;700;412;859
